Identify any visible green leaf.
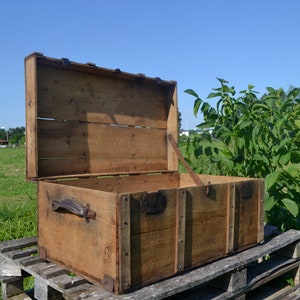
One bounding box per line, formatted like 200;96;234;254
286;166;299;177
204;147;212;156
272;154;280;165
248;84;255;90
264;196;275;211
253;153;269;165
266;87;276;94
237;137;245;150
286;278;295;288
201;102;210;113
252;125;260;138
221;130;234;137
265;171;280;190
207;92;222;99
194;145;203;158
291;151;300;163
238;119;252;130
235;102;247;112
295;120;300;128
281;198;298;217
265;97;275;108
252;103;268;111
287;88;300;99
217;77;229;84
184;89;199;98
279;152;291;165
278;138;290;150
193;98;202;117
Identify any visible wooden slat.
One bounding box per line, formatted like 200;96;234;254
38;158;168;178
249;285;296;300
36;119;168;177
118;194;131;292
247;256;300;291
167;85;178;172
175;188;186;273
55;173;180;194
54;275;87;290
130;189;177;290
7;248;37;259
25;55;38;180
184;184;229;268
36;63;169;129
237;180;262;249
227;183;236;253
37;264;66;279
179;173;258;186
0;236;37;253
20;256;45;267
37;120;167;159
258;179;265;243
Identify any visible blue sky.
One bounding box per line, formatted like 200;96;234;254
1;1;300;130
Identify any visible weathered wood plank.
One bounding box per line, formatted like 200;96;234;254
36;63;169;129
53;275;87;290
63;283;111;300
1;277;24;299
58;173;180;193
184;184;229;268
129;189;177;291
0;263;22;278
37;120;167;160
118;194;131;292
235;180;262;250
37;264;66;279
38;181;119;288
3;293;32;300
284;288;300;299
248;256;300;290
0;237;37;254
251;261;300;294
276;241;300;259
7;248;37;260
34;277;63;300
175;188;186;273
38;158;168;178
36;119;168;177
258;179;265;243
167;84;178;172
20;256;45;267
25;54;38;180
227;183;235;253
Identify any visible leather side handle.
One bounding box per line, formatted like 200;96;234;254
168;134;204;186
52;199;96;223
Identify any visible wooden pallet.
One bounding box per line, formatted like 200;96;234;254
1;227;300;300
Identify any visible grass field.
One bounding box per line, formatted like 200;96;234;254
0;147;37;242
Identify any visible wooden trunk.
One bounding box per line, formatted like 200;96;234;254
25;53;264;294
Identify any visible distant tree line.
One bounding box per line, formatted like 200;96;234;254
0;127;25;145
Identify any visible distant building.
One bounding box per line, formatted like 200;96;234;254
0;139;8;147
180;130;190;137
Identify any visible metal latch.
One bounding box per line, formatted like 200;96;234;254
239;181;253;199
140;192;167;215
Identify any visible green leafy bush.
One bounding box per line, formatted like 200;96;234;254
185;79;300;231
